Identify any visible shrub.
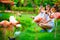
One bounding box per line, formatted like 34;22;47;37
11;6;39;13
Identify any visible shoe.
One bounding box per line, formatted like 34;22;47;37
40;30;46;32
47;29;53;33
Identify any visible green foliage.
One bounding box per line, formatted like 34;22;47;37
0;30;3;40
0;3;6;10
0;12;15;21
0;3;11;10
0;0;59;11
20;0;24;4
11;6;38;12
14;0;18;3
15;0;56;7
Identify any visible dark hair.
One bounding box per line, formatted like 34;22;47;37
53;4;60;12
45;5;51;10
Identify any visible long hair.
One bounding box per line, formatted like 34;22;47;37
38;6;43;13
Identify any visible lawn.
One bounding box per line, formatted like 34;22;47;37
0;12;60;40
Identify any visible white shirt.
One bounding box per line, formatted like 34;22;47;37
45;13;54;27
34;12;45;20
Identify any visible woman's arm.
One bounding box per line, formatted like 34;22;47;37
45;19;52;23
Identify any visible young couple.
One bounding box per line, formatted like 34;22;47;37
34;5;56;32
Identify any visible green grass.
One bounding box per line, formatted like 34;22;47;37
16;13;60;40
16;32;54;40
0;12;60;40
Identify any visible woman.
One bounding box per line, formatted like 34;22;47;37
33;6;48;32
34;6;46;24
39;7;55;32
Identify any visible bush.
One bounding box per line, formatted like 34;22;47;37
0;3;6;10
11;6;39;13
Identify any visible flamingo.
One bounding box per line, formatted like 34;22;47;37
0;16;21;40
0;20;10;28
